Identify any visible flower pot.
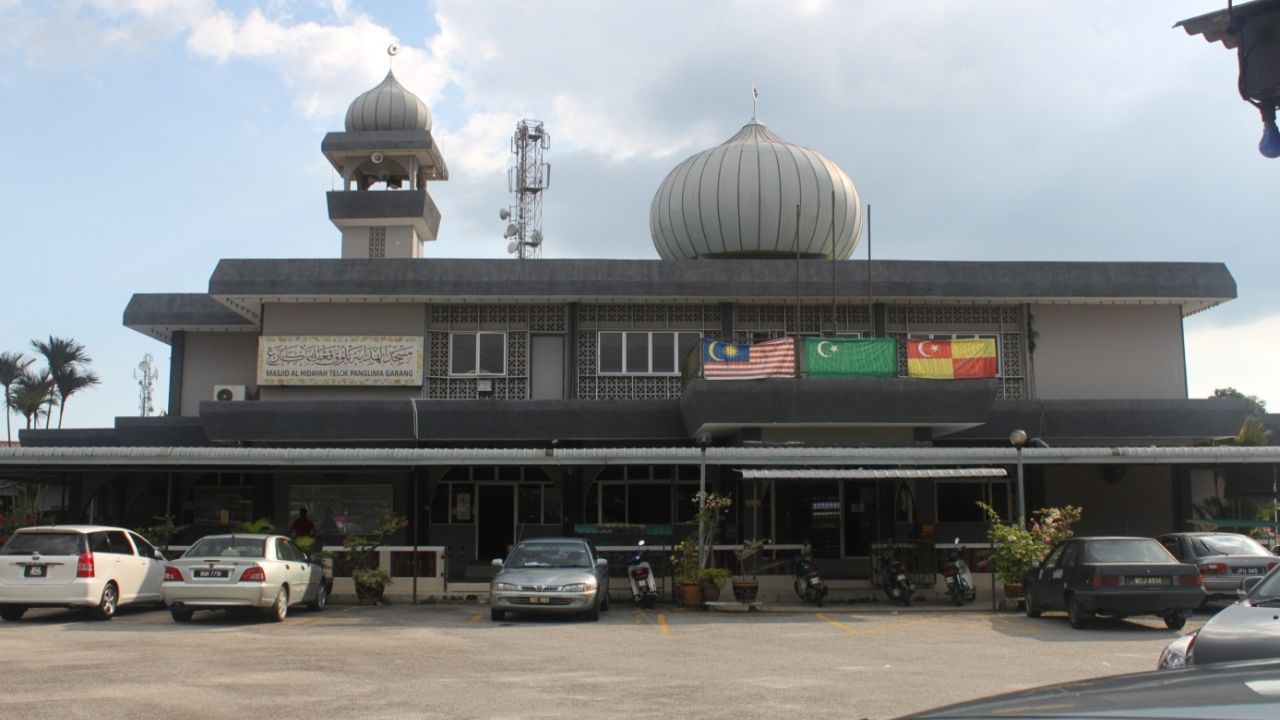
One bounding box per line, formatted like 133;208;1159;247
1002;582;1023;599
731;578;759;603
676;581;704;608
701;582;721;602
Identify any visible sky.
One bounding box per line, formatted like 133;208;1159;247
0;0;1275;432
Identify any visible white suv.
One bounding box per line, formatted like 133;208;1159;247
0;525;166;621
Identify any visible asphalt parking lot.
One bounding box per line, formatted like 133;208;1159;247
1;601;1208;720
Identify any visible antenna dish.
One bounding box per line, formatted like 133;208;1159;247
507;241;519;254
498;208;510;220
505;223;519;238
531;230;543;245
370;152;384;164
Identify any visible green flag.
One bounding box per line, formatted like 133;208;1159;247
804;337;897;377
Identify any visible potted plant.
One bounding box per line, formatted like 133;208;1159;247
693;491;732;600
143;514;187;559
698;567;729;602
670;536;703;608
344;513;409;605
977;502;1082;597
732;538;767;602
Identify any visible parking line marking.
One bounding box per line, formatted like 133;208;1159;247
656;612;670;635
817;612;860;635
467;613;482;623
634;610;645;624
994;616;1040;634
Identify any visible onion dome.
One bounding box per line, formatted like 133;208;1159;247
650;119;862;260
344;71;432;132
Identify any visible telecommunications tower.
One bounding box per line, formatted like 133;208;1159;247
134;353;159;417
500;119;550;259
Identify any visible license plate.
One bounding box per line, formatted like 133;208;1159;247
896;574;907;582
809;577;821;586
529;596;550;604
1234;567;1262;575
1127;576;1169;586
23;565;46;578
193;568;229;579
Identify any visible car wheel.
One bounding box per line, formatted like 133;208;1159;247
307;583;327;612
93;582;118;621
1164;613;1188;631
585;595;601;622
170;608;194;623
1025;591;1042;618
491;608;505;622
1067;595;1092;629
266;587;288;623
0;605;27;622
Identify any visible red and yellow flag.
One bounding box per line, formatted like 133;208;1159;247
906;339;997;379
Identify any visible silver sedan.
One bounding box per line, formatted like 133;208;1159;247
489;538;609;622
162;534;327;623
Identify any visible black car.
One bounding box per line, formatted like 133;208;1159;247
1159;565;1280;670
1023;536;1204;629
899;659;1280;719
1157;532;1278;601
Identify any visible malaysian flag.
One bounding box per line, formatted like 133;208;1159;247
702;337;796;380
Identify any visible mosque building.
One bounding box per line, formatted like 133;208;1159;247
2;67;1271;601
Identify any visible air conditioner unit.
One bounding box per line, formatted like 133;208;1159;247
213;384;247;402
476;378;494;397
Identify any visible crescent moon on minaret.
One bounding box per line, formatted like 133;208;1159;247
918;342;935;358
707;342;726;361
816;341;835;359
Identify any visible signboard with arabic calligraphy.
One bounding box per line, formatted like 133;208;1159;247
257;336;424;386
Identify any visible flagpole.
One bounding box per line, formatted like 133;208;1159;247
830;190;837;337
866;203;873;336
794;203;801;336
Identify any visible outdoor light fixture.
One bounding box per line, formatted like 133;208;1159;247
1177;0;1280;157
1008;430;1050;529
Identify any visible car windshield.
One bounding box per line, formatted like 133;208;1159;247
1084;539;1176;564
1192;534;1271;557
184;537;267;559
505;542;592;569
1;532;85;555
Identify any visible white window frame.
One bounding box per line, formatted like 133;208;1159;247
449;331;508;377
906;332;1002;377
597;330;702;376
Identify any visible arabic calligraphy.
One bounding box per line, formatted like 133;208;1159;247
258;336;423;386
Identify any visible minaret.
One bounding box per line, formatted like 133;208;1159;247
321;47;448;258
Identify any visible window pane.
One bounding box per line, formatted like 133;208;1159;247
629;484;671;524
543;485;562;524
451;334;477;374
625;332;649;373
677;332;701;370
675;484;698;524
936;483;985;522
518;485;542;524
599;332;623;373
601;485;626;523
478;334;506;374
651;332;676;373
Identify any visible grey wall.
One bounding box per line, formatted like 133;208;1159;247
1042;465;1176;536
260;302;427;401
1030;305;1186;399
181;333;260;416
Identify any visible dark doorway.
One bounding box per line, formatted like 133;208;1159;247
843;481;879;556
774;481;841;559
477;485;516;561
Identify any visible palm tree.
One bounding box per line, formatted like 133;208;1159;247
0;352;33;444
30;337;93;429
50;365;101;429
10;370;57;431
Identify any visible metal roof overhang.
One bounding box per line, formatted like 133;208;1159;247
2;445;1280;468
739;468;1008;480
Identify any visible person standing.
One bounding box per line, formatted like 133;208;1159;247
290;507;316;538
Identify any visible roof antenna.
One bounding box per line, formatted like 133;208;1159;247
387;43;399;72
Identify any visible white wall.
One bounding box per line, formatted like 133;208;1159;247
180;333;260;415
1030;304;1186;399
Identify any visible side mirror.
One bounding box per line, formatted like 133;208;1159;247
1242;576;1264;596
154;549;166;561
491;558;504;568
595;557;608;568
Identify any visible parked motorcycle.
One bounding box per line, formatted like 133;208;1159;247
627;540;658;609
879;551;915;606
792;544;828;606
941;537;977;606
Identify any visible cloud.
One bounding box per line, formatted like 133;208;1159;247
1185;314;1280;411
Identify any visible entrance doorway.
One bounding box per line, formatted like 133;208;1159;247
774;481;841;559
843;481;879;556
477;485;515;561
